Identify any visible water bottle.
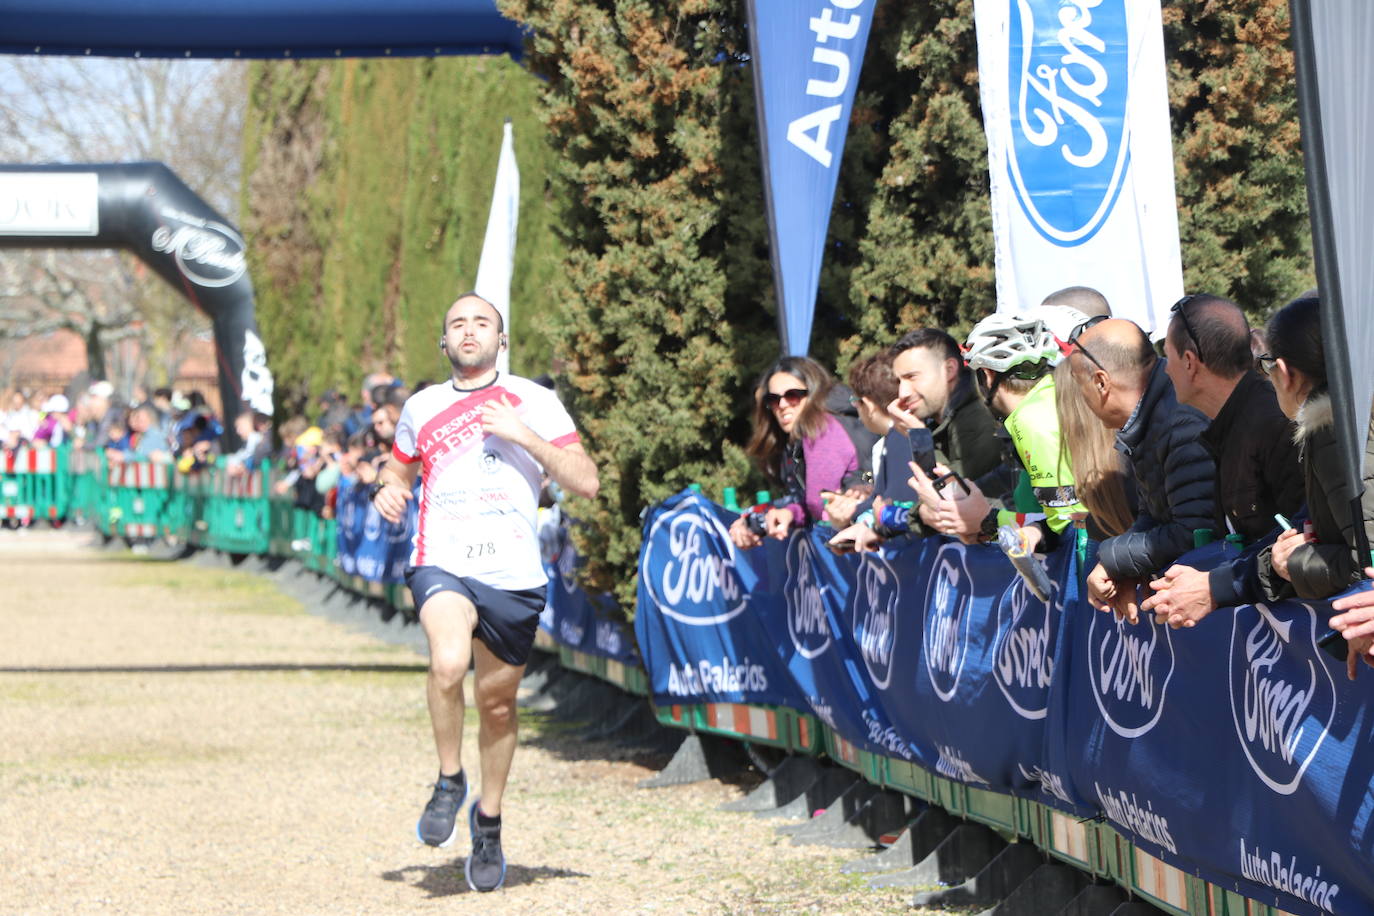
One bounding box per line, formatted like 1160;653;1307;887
722;487;741;513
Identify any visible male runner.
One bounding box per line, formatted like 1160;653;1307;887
372;292;598;892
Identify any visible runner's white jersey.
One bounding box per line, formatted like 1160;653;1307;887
392;374;580;590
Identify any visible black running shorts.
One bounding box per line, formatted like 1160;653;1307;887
405;565;547;667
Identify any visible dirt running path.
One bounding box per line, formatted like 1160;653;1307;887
0;532;922;915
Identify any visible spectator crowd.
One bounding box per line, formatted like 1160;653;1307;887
727;287;1374;677
7;287;1374;672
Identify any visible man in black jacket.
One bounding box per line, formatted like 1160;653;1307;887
1068;319;1216;622
1140;296;1304;627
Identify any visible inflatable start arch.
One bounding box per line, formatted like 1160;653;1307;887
0;162;273;442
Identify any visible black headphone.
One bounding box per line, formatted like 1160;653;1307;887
439;333;508;351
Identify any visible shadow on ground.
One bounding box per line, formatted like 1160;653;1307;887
380;861;588;898
0;663;427;675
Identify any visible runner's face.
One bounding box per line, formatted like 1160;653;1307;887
442;298;502;373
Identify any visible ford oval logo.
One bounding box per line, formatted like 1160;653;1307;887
785;533;832;660
1007;0;1130;246
641;504;749;626
852;553;899;690
1227;603;1336;796
923;544;973;702
992;575;1058;720
1088;610;1175;738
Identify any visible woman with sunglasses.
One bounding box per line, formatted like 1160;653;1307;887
1259;295;1374;619
730;356;861;549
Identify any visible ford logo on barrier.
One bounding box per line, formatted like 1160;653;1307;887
1227;603;1336;795
1088;610;1175;738
993;575;1058;720
852;553;899;689
642;503;748;626
785;534;831;659
556;533;580;595
362;503;382;542
923;544;973;702
1007;0;1130;246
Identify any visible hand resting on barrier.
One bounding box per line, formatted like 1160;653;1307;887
1087;562;1142;624
1142;565;1215;629
1329;568;1374;680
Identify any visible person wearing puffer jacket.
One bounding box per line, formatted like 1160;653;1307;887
1257;295;1374;605
1066;319;1216;622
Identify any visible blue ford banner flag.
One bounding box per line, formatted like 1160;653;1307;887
635;491;809;709
973;0;1182;333
746;0;876;355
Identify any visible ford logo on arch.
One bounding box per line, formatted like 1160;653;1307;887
641;502;749;626
1007;0;1130;246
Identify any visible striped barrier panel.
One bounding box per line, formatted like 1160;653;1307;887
697;702;790;751
1;446;69;522
207;461;271;554
651;702;697;732
105;459;172;539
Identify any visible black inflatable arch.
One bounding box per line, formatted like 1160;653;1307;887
0;162;272;445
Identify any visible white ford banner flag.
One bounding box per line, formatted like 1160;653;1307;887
974;0;1183;333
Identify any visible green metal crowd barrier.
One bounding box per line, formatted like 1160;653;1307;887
1;445;70;524
28;451;1294;916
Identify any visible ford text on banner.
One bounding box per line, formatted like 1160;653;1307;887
746;0;876;356
974;0;1183;332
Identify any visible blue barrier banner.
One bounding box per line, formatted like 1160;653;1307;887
881;535;1087;813
753;528;918;761
1065;544;1374;915
335;478;365;576
334;477;414;584
633;492;1374;914
635;492;809;709
745;0;876;355
542;520;639;666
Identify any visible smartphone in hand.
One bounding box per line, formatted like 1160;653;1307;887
827;537;857;555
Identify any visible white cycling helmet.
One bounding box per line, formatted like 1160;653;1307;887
963;313;1059;375
1021;304;1091;348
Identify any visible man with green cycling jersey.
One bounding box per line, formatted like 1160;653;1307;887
916;311;1088;551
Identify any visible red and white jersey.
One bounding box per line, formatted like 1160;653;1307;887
393;374;580;589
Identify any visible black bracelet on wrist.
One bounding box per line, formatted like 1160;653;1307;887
368;480;386;502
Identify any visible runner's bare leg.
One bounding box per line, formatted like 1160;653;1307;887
471;638;526;815
419;593;479;775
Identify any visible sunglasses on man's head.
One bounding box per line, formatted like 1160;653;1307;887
1171;293;1203;357
1068;315;1109;374
763;388;808;409
1256;353;1278;378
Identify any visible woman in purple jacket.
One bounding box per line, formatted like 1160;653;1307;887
729;356;861;549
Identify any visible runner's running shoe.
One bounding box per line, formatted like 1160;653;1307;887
465;799;506;892
415;772;466;847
